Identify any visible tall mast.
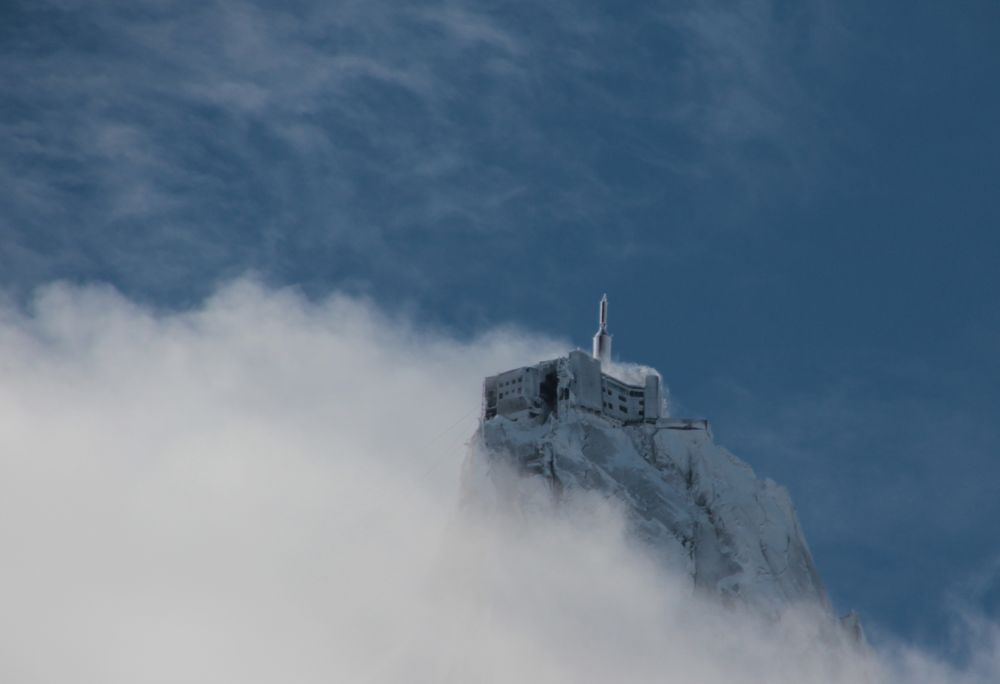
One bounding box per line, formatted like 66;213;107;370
592;294;612;364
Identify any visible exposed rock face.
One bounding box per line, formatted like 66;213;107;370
463;405;830;617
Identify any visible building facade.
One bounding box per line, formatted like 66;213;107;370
482;297;710;434
484;297;678;426
483;350;663;424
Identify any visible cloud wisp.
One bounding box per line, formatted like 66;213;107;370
0;278;995;683
1;0;846;302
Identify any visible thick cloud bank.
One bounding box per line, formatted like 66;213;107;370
0;280;995;683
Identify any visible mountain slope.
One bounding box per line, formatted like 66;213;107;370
463;406;829;617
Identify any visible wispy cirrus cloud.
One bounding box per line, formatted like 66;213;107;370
1;0;843;302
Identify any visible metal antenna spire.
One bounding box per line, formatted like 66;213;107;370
592;294;612;363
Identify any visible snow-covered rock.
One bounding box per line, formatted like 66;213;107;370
462;402;830;618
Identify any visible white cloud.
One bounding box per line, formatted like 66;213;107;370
0;278;994;683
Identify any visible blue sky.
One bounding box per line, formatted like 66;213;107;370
3;0;999;655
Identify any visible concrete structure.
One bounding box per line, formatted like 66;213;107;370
482;297;708;434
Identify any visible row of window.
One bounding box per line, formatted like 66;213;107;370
497;375;527;401
604;384;645;398
601;400;649;414
495;393;644;415
603;401;633;414
605;388;627;402
604;387;646;403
